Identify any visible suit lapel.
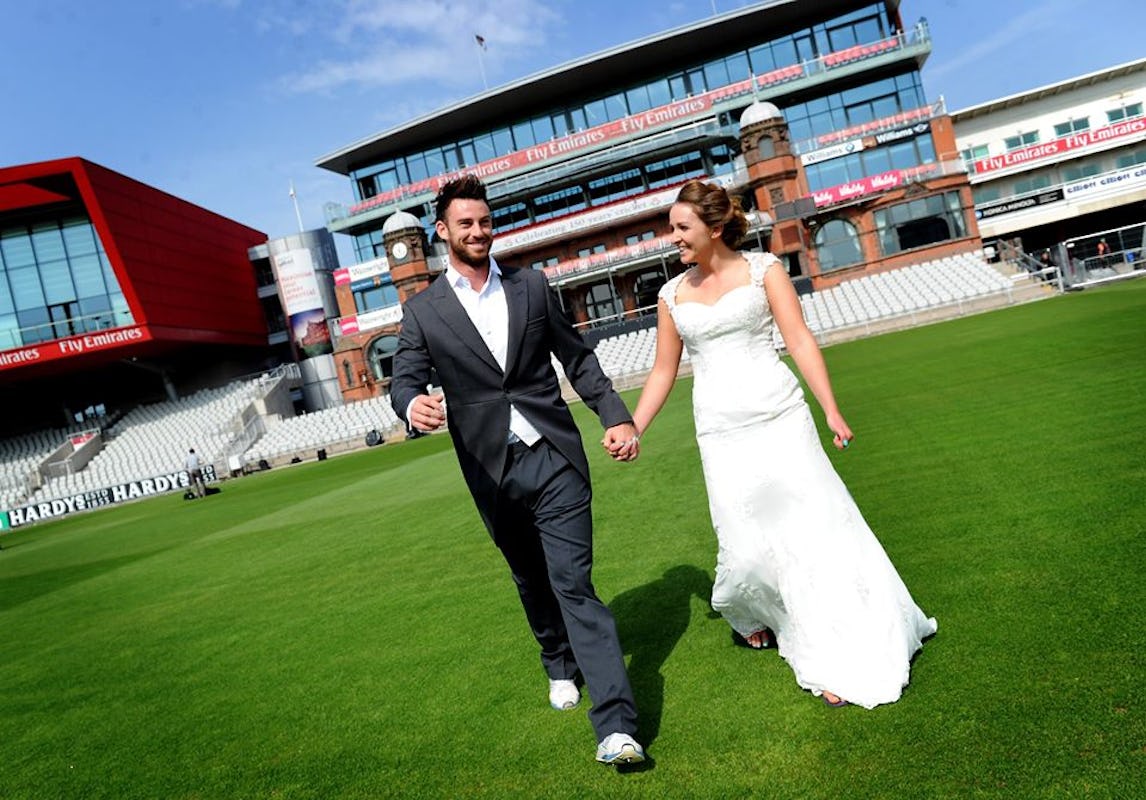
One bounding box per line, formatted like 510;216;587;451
426;275;502;374
502;268;528;380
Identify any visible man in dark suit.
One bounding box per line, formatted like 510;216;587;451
390;176;644;765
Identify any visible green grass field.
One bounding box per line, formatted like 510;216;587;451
2;281;1144;799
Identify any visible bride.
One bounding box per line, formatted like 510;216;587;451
611;180;936;708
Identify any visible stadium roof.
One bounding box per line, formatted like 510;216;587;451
951;56;1146;121
316;0;901;175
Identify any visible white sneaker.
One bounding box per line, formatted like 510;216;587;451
548;678;580;710
595;732;645;764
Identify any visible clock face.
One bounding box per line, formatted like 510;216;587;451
391;241;409;261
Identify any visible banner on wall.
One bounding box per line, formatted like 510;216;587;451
337;304;403;336
976;188;1065;220
271;248;332;358
972;118;1146;175
1;465;219;529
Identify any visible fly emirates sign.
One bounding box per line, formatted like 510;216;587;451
973;119;1146;175
0;326;148;371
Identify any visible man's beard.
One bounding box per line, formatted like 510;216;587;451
449;238;491;269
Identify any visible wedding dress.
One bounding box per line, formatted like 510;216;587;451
660;251;937;708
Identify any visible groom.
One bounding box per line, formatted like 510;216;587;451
390;175;645;765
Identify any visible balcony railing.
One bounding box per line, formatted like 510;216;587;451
808;159;967;211
791;98;946;157
0;309;134;353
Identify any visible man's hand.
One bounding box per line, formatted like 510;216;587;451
409;393;447;432
602;422;640;462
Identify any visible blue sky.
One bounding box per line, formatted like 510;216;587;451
3;0;1144;257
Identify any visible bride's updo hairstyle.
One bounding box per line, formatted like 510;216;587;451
675;179;749;248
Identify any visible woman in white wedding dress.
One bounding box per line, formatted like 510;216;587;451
613;180;936;708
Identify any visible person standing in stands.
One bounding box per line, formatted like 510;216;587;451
185;448;206;498
390;175;645;766
1096;238;1111;268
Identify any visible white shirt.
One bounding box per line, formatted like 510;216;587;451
409;257;542;446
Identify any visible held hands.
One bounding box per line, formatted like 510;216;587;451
826;410;854;451
602;422;640;462
410;393;447;432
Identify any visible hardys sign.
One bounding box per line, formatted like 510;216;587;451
1;465;218;529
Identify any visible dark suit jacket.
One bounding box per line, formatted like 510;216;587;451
390;266;632;533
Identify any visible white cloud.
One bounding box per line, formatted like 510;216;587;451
263;0;563;95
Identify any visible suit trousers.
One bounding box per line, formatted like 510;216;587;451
495;438;638;741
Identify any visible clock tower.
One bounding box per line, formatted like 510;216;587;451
382;210;431;303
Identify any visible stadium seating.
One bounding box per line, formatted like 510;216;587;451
0;428;87;509
242;394;402;465
588;252;1029;379
26;379;267;504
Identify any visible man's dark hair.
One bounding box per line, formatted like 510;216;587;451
434;175;488;222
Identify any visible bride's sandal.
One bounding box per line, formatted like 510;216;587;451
821;691;848;708
731;628;775;650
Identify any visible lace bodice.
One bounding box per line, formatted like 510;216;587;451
660;251;802;435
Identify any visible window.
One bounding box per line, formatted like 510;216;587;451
529;256;560;270
369;334;400;380
961;144;990;171
874;191;967;256
1004;131;1039;151
511;120;534;150
972;185;1002;204
815;219;864;271
1061;163;1101;183
1107;102;1144;123
355;283;400;313
625;85;651;115
1013;174;1053;195
702;57;730;90
585;283;618;323
577;244;606;258
533;185;586;222
624;230;657;246
1115;148;1146;169
457;140;478;167
588;169;644;205
0;217;129;347
645;152;705;189
492;202;530;233
1053;118;1089;137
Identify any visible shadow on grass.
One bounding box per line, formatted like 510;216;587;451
0;550;165;610
610;564;712;747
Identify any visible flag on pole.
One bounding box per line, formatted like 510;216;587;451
475;34;486;49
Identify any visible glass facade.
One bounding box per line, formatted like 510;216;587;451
349;3;897;203
0;215;131;349
342;2;937;278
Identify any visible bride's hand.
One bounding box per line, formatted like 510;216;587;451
602;423;640;462
826;411;854;450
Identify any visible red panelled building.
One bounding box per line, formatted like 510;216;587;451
0;158;271;431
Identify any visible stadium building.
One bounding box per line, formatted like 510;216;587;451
0;158;280;431
0;158;373;525
952;57;1146;281
316;0;985;402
